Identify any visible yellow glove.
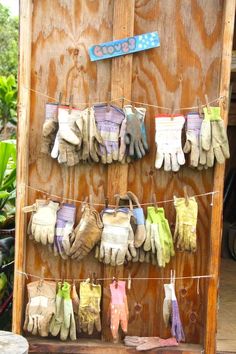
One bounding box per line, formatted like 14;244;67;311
174;197;198;252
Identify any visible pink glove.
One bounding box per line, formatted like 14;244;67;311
109;280;129;342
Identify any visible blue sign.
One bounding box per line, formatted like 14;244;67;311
89;32;160;62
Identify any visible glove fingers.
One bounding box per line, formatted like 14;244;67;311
164;153;171;172
155;149;164;169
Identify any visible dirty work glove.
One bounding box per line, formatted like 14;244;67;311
174;196;198;252
89;107;104;162
155;115;185;171
203;107;230;164
24;280;56;337
99;208;132;266
41;103;58;155
70;204;103;261
124;105;148;159
127;191;146;247
54;203;76;259
163;283;172;327
79;281;102;335
94;104;125;163
169;283;185;342
51;107;83;166
183;113;202;168
60;282;76;341
79;108;90;161
50;282;64;336
23;200;59;245
118;115;127;163
109;280;129;343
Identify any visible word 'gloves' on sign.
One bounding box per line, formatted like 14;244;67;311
89;32;160;62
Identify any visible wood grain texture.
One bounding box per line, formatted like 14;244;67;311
205;1;236;353
12;0;32;334
15;0;234;352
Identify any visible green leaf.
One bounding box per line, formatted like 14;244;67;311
0;191;9;199
0;215;6;223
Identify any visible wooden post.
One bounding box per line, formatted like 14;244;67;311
204;1;236;353
12;0;32;334
102;0;135;341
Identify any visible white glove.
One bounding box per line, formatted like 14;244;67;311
155;115;185;171
163;283;173;327
24;200;59;245
100;208;131;266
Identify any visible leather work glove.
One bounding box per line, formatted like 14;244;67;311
51;107;83;166
109;280;129;343
183;113;202;168
94;104;125;163
79;108;90;162
174;196;198;252
70;203;103;261
41;103;58;155
124;105;148;159
118;115;127;163
89;107;104;162
99;208;134;266
71;283;80;334
50;282;64;337
23;200;59;245
24;280;56;337
203;107;230;164
53;203;76;259
155;115;185;171
60;282;76;341
79;281;102;335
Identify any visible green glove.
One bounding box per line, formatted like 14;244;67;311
0;272;7;299
202;107;230;165
174;197;198;252
79;281;101;335
60;282;76;341
49;282;64;337
148;207;175;267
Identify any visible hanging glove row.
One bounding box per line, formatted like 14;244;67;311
41;103;149;166
155;107;230;171
23;276;185;344
23;191;198;265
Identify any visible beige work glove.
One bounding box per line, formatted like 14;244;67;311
24;280;56;337
89;107;104;162
41;103;58;155
79;281;102;335
174;196;198;252
23;200;59;245
70;203;103;261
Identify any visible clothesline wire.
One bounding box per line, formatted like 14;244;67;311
23;184;219;207
23;86;224;112
1;260;14;269
16;270;214;283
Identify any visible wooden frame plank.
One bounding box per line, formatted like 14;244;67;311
12;0;32;334
204;0;236;353
102;0;135;341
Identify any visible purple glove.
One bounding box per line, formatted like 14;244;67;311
94;104;125;164
183;113;202;167
171;296;185;342
54;203;76;259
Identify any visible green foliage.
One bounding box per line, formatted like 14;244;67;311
0;75;17;137
0;4;18;77
0;140;16;228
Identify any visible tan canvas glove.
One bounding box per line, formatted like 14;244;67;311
89;107;104;162
24;280;56;337
70;204;103;261
23;200;59;245
41;103;58;155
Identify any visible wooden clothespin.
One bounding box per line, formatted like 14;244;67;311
204;94;211;114
128;272;132;290
58;92;62;106
170;102;175;120
88;271;93;290
183;186;189;206
69;94;73;114
197;98;203;118
114;194;120;216
152;193;158;212
39;266;46;287
89;194;94;208
105;197;109;209
93;272;97;285
106;92;111;112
